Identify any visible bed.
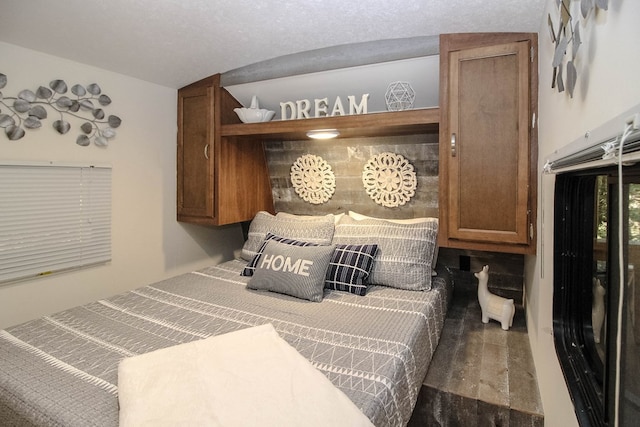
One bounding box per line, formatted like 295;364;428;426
0;211;451;427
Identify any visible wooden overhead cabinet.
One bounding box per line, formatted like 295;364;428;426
439;33;538;254
177;74;274;225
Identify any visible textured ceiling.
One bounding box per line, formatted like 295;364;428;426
0;0;545;89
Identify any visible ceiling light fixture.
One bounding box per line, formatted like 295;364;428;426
306;129;340;140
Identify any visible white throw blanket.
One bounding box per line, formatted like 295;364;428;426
118;323;374;427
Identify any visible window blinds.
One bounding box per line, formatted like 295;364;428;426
0;163;111;284
544;104;640;174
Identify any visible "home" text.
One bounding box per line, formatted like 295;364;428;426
259;254;313;277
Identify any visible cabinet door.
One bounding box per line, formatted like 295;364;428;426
177;81;215;221
440;34;536;253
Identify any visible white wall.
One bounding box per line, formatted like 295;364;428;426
528;1;640;425
0;42;244;329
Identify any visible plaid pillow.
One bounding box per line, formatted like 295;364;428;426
325;244;378;296
241;233;319;277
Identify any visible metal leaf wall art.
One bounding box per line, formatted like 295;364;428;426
548;0;608;98
0;73;122;146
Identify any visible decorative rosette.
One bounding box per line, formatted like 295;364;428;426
290;154;336;204
362;152;417;207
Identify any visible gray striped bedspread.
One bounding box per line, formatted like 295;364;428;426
0;259;451;427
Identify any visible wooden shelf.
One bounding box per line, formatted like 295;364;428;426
220;107;439;141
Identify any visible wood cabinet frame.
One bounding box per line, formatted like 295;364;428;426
438;33;538;254
177;33;537;252
177;74;274;225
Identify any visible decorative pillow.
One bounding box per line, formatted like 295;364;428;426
348;211;439;275
240;211;335;261
276;211;345;224
247;240;335;302
241;233;319;277
333;215;438;291
324;244;378;296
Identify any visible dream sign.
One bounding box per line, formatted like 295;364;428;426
280;94;369;120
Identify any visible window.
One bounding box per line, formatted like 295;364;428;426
554;165;640;426
0;163;111;284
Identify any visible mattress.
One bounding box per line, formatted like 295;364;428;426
0;259;451;427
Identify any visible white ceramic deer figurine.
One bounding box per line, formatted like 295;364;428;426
475;265;515;331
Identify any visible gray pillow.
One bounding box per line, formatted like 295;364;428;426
332;215;438;291
276;211;345;224
240;211;335;261
241;233;321;277
348;211;439;275
247;240;335;302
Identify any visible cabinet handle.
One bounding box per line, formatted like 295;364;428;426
204;144;209;160
451;133;457;157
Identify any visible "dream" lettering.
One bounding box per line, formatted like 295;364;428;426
280;94;369;120
259;254;313;277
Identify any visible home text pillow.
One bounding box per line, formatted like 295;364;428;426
240;211;335;261
348;211;439;275
241;233;319;277
247;240;334;302
243;235;377;297
325;244;378;296
333;215;438;291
